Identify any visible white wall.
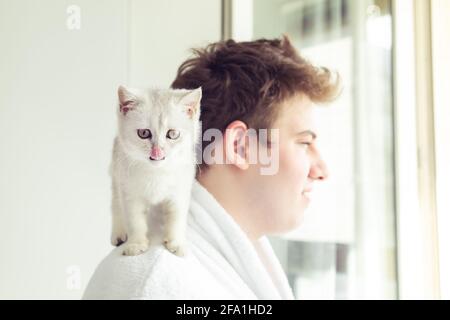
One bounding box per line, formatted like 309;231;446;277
0;0;221;299
129;0;221;87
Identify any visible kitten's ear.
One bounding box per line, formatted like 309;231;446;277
118;85;139;116
179;87;202;119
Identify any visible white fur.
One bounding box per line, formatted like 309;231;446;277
109;86;202;256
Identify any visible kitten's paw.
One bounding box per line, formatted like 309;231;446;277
111;230;127;246
163;238;186;257
121;242;149;256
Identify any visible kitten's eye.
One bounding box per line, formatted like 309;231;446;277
166;129;180;140
137;129;152;139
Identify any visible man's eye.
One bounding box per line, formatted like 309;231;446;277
297;141;313;150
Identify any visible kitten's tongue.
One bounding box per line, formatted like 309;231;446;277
150;146;165;160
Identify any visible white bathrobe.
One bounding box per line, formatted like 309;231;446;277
83;180;294;300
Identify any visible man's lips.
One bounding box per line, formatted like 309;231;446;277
302;191;312;198
302;186;314;194
302;186;314;199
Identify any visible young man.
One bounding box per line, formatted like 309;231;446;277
83;36;339;299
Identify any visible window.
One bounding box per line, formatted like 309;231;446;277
232;0;398;299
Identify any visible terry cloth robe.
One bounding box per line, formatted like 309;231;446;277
82;179;295;300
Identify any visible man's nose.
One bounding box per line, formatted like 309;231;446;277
309;155;329;181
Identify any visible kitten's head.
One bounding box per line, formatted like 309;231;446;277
116;86;202;167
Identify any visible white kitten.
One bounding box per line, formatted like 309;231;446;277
109;86;202;256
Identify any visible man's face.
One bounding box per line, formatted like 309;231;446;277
243;94;329;235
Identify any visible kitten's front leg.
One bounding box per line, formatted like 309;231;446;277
111;182;127;246
162;197;189;257
111;211;127;246
122;200;149;256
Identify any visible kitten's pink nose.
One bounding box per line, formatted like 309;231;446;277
150;146;165;161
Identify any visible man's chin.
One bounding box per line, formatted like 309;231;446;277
270;213;306;235
291;212;305;230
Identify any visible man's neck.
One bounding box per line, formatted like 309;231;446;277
196;167;262;243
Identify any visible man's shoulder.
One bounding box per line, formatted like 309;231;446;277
82;245;212;299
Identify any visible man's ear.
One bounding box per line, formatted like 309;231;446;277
224;120;249;170
118;85;139;116
179;87;202;119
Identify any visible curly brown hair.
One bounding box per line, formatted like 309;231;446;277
171;35;340;169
